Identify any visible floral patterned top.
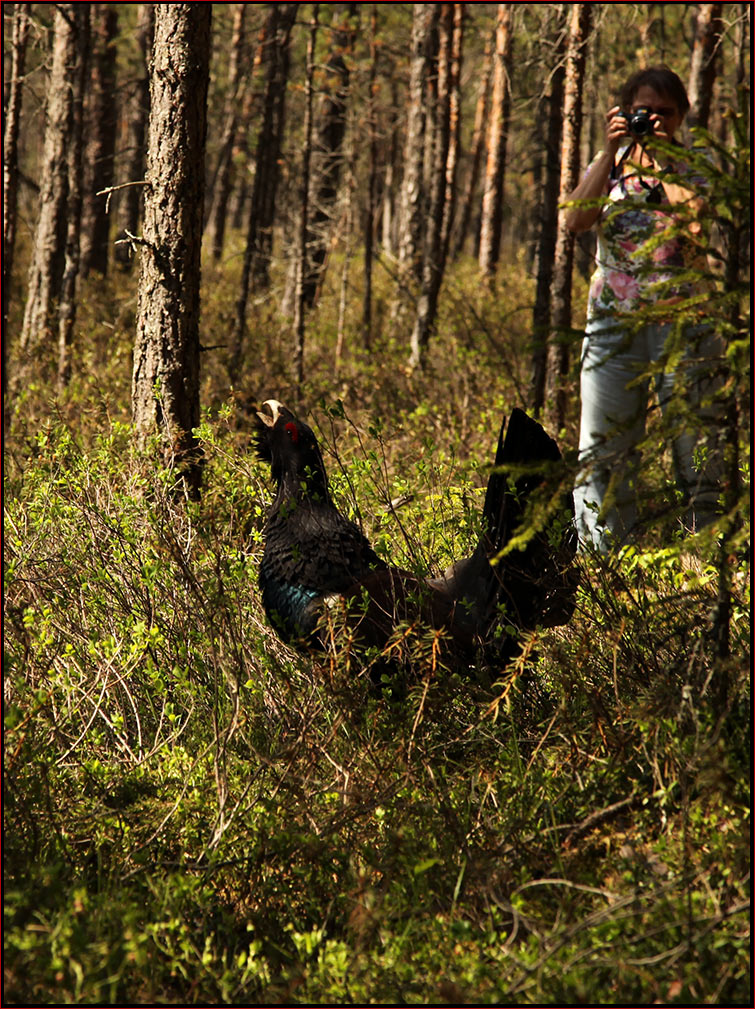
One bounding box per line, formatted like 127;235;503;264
584;144;702;325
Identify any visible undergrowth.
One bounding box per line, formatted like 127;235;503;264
3;245;751;1004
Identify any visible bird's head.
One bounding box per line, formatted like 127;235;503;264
254;399;330;500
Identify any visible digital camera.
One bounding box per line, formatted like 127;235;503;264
620;106;654;137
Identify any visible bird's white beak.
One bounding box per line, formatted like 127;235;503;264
256;399;283;427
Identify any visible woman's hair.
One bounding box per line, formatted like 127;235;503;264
620;66;690;114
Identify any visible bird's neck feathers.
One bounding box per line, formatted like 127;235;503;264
273;450;331;507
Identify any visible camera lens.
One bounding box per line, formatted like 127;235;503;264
629;108;653;137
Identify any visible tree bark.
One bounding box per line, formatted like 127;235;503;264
451;30;491;260
478;3;513;278
409;3;454;369
131;4;212;495
229;32;266;233
302;3;358;309
57;5;91;388
79;3;118;277
545;2;592;433
439;3;464;267
2;2;30;344
380;77;400;257
687;3;724;130
115;3;153;272
229;3;297;378
336;133;356;369
530;5;567;415
248;8;295;290
20;4;78;354
205;3;247;261
293;5;319;392
363;4;379;349
397;4;439;287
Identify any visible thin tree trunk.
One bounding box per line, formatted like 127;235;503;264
115;3;153;271
229;4;296;378
303;3;357;309
451;31;491;260
293;5;319;392
638;5;655;66
249;9;295;290
439;3;463;267
687;3;724;130
363;4;378;349
19;4;78;354
79;3;118;277
57;5;91;388
380;77;399;257
131;4;212;495
733;3;750;153
206;3;247;261
530;6;567;415
397;4;438;287
545;2;592;433
2;2;30;345
478;3;513;278
336;137;356;369
230;35;266;233
657;4;667;62
409;3;453;369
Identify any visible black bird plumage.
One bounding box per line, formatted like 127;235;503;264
254;399;577;673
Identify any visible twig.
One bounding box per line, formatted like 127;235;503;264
96;179;148;214
563;794;642;848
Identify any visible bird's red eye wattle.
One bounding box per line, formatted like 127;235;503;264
285;422;299;443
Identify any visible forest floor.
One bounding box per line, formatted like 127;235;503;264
3;245;751;1004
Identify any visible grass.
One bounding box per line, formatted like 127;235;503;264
3;238;751;1004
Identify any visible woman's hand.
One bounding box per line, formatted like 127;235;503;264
645;114;676;172
648;113;671;144
605;105;629;156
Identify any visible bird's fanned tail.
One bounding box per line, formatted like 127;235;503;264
431;407;577;649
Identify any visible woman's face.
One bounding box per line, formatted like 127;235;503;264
630;84;684;139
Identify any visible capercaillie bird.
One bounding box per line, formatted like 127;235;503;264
254;399;578;677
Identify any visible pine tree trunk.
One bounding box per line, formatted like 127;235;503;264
380;79;399;257
115;3;153;272
451;31;491;260
336;134;356;369
229;4;296;378
19;4;79;354
131;4;212;495
79;3;118;277
293;6;319;392
303;3;358;309
687;3;724;130
545;2;591;433
363;4;379;349
478;3;513;278
439;3;464;267
639;5;656;63
530;6;567;415
397;4;439;288
230;33;266;233
57;5;91;388
249;9;295;290
2;2;30;342
206;3;247;261
409;3;453;370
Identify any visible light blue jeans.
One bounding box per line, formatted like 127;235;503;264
574;319;724;553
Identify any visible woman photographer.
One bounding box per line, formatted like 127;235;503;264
566;66;722;553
